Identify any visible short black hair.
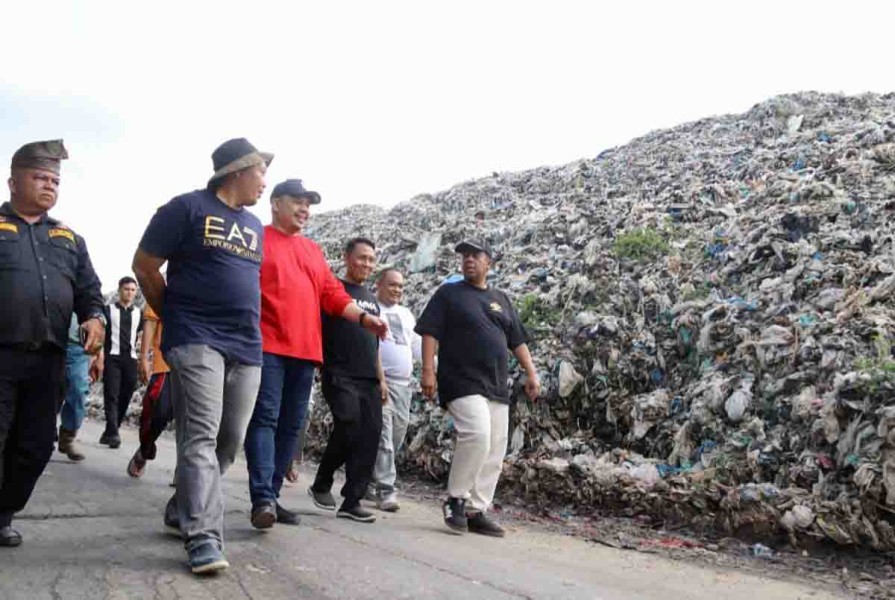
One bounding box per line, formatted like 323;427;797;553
376;267;402;282
118;276;137;288
345;237;375;255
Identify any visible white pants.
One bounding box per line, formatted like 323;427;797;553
446;395;509;512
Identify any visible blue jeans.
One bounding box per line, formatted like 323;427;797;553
61;343;90;431
244;353;315;507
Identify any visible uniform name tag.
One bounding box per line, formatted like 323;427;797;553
49;228;75;243
0;223;17;234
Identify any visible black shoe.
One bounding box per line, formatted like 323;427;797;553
275;503;301;526
251;503;277;530
337;504;376;523
100;432;121;449
164;494;181;537
466;511;505;538
0;526;21;547
308;486;336;511
442;497;467;534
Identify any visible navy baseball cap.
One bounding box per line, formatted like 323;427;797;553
455;238;493;258
271;179;321;204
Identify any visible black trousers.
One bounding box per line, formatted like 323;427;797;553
103;356;138;435
312;372;382;507
0;347;65;526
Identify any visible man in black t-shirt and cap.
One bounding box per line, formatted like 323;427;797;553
415;237;541;537
309;237;388;523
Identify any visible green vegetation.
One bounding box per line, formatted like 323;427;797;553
518;294;561;332
854;335;895;393
613;228;669;261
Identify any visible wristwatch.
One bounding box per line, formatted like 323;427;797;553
87;311;107;327
359;312;368;326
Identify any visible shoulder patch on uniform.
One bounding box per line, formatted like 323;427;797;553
49;228;75;243
0;222;18;233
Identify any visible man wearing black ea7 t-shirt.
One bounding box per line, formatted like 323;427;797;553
309;237;389;523
415;238;541;538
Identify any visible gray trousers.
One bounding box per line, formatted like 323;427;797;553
372;382;412;494
167;344;261;550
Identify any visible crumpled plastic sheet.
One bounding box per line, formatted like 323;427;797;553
298;92;895;551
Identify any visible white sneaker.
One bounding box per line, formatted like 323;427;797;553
378;491;400;512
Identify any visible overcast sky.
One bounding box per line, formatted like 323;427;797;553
1;0;893;288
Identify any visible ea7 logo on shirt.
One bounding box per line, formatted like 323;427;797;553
203;216;261;263
489;302;503;313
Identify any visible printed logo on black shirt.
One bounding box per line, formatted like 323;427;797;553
203;216;262;263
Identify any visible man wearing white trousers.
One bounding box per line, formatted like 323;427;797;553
415;238;540;537
370;268;421;512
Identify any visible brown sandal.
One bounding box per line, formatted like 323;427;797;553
127;449;147;478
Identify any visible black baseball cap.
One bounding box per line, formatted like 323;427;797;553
455;238;493;258
271;179;321;204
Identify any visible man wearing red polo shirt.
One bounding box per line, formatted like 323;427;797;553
243;179;387;529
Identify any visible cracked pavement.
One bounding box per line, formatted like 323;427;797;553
0;421;845;599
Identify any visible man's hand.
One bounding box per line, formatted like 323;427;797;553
81;318;105;355
138;359;150;385
379;380;389;406
362;314;389;340
89;351;104;383
524;371;541;402
421;368;437;400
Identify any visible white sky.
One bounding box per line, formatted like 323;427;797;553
1;0;893;288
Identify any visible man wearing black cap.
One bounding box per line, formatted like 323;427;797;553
132;138;270;574
415;238;541;537
0;140;105;548
243;180;388;530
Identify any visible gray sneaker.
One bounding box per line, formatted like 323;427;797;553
364;485;380;503
189;541;229;575
308;486;336;511
378;491;400;512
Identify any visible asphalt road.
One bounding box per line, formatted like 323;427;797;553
0;420;844;600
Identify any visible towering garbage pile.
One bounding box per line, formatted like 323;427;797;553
304;91;895;549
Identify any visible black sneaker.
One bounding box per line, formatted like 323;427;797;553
466;511;505;538
107;435;121;449
337;504;376;523
250;503;276;530
442;497;467;534
275;503;301;525
308;486;336;511
164;494;181;537
0;526;22;547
